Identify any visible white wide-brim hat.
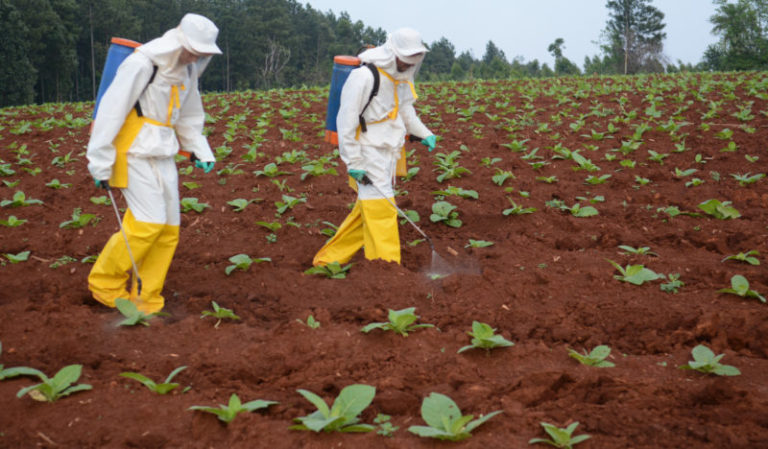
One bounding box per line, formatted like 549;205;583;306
178;13;222;55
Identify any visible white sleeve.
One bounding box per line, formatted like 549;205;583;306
176;73;215;163
86;54;154;181
400;102;432;141
337;67;374;170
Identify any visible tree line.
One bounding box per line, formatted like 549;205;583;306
1;0;766;107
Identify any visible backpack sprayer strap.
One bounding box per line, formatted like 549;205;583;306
358;63;380;133
134;65;158;118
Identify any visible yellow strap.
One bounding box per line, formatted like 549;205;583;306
354;69;418;140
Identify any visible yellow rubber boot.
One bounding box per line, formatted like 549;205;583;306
88;209;162;308
312;201;364;266
360;198;400;264
131;224;179;314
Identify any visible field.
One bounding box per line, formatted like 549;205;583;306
1;72;767;448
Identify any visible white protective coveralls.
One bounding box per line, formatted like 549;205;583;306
87;13;220;313
313;28;433;266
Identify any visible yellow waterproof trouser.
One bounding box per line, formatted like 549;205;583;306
313;198;400;266
88;209;179;313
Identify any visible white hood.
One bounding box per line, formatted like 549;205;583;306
358;28;427;81
137;28;212;83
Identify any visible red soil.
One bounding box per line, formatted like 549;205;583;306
1;73;767;448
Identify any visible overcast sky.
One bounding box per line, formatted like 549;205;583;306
304;0;720;67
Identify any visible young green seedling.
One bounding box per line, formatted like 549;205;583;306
678;344;741;376
304;261;352;279
201;301;241;327
722;250;760;266
59;208;97;229
4;251;30;264
618;245;658;256
730;172;764;186
465;239;494;248
408;392;502;441
698;199;740;219
660;273;685;294
568;345;615;367
374;413;399;437
529;421;591;448
189;393;277;424
430;201;462;227
431;186;479;200
606;259;663;285
290;384;376;432
180;197;211;213
225;254;271;275
0;215;27;227
1;191;43;208
115;298;167;326
503;199;536;216
275;194;306;215
457;321;514;353
719;275;766;303
253;162;291;178
226;198;251;212
361;307;435;336
120;366;188;394
16;364;92;402
296;315;321;329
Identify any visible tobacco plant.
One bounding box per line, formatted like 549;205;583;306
180;197;211;213
698;199;740;219
430;201;462;227
408;392;502;441
1;191;43;208
0;215;28;228
201;301;241;327
189;393;277;423
618;245;657;256
4;251;30;264
722;250;760;266
120;366;188;394
361;307;434;336
678;344;741;376
568;345;615;367
529;421;591;448
457;321;514;353
304;261;352;279
431;186;478;200
16;364;92;402
115;298;167;326
606;259;663;285
225;254;270;275
719;275;766;303
290;384;376;432
59;208;98;229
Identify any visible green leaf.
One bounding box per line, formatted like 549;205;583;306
331;384;376;421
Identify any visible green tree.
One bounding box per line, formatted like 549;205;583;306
0;0;36;106
602;0;667;74
704;0;768;71
421;37;455;81
548;38;581;76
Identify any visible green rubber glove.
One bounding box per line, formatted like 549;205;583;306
421;135;437;152
94;179;110;189
195;160;215;174
348;169;367;182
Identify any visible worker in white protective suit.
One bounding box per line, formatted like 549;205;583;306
86;13;221;313
313;28;437;266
